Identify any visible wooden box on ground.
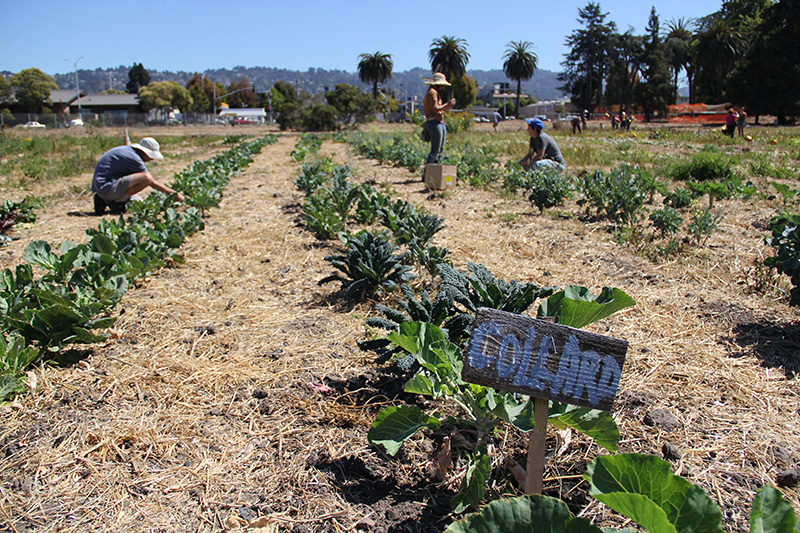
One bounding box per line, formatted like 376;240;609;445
424;164;457;190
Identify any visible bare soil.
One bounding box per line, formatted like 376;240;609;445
0;124;798;532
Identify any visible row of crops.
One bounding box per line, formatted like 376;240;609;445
341;129;800;304
0;135;278;400
287;133;799;531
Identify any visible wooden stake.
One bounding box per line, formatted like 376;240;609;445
526;397;549;494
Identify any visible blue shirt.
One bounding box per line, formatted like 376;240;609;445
91;146;147;193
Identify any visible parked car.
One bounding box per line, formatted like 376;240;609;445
67;118;84;128
20;121;46;129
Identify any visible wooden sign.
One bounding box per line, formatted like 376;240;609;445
463;307;628;411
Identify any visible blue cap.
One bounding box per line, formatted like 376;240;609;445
526;117;544;130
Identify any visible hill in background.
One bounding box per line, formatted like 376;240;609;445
48;65;565;102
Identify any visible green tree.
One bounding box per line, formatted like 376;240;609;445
138;81;193;120
325;83;377;125
559;2;617;113
10;68;58;113
604;30;645;112
728;0;800;123
271;81;298;114
663;18;696;103
503;41;538;114
429;35;470;99
185;73;214;113
0;75;11;104
357;51;393;101
692;14;746;102
450;75;477;109
634;7;674;119
126;63;150;94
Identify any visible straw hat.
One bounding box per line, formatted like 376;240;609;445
423;72;451;86
131;137;164;159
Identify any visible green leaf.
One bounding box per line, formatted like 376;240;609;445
446;494;603;533
750;485;798;533
451;452;493;513
368;405;440;456
404;371;435;396
586;454;724;533
551;406;619;453
538;285;635;329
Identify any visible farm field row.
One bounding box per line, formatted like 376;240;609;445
0;124;798;532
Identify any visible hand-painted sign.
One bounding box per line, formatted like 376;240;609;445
463;307;628;411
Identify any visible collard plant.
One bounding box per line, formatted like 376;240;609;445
521;167;573;213
765;213;800;306
319;230;417;301
0;334;41;401
367;283;635;513
578;165;650;225
446;454;799;533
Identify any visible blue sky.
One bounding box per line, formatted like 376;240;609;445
2;0;724;76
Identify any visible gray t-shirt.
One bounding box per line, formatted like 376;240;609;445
530;132;565;165
91;145;147;193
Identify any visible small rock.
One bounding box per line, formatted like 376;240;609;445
769;445;794;467
643;408;682;431
776;468;800;487
662;442;683;461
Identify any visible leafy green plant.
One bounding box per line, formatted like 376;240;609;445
523;168;572;213
765;214;800;306
368;284;634;513
0;197;39;239
302;193;343;240
325;165;360;229
354;183;392;224
290;133;323;161
294;159;333;196
446;454;797;533
319;230;417;301
771;181;799;208
649;207;683;238
664;187;695;209
687;209;723;246
578;165;649;225
0;334;41;401
687;180;732;209
667;150;736;182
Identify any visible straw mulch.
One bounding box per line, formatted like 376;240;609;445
0;125;798;533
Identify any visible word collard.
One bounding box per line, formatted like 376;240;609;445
463;308;628;411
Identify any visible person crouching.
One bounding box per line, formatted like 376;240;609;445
518;118;565;172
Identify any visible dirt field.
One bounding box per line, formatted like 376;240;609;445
1;124;798;532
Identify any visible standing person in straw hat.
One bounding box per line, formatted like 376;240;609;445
422;72;456;172
91;135;184;215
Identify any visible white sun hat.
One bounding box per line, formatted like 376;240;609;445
131;137;164;159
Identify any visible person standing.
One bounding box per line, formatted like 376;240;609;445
92;136;184;215
518;117;565;172
422;72;456;167
492;110;503;132
737;107;748;137
724;108;738;138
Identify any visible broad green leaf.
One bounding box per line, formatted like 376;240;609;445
22;241;56;270
404;371;435;396
451;452;492;513
551;406;619;452
446;494;603;533
750;485;797;533
0;376;20;402
368;405;440;456
538;285;635;329
586;454;723;533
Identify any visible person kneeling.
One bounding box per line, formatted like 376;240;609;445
91;136;184;215
518;118;565;172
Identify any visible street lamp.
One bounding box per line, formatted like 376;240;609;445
64;56;84;118
203;71;217;119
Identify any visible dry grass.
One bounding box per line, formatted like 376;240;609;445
0;125;798;532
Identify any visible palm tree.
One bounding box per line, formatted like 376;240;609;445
693;14;746;102
503;41;538;115
357;52;394;101
664;17;696;102
428;36;470;83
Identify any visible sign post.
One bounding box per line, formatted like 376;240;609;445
463;307;629;494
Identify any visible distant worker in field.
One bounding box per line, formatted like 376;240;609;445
492;110;503;132
737;106;748;137
422;72;456;168
518;117;565;173
724;108;738;138
91;136;184;215
571;115;582;134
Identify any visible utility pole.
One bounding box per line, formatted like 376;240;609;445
64;56;84;117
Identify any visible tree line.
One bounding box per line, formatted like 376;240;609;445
559;0;799;123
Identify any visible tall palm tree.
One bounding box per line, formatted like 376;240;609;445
664;17;696;102
693;14;746;102
503;41;538;114
357;52;394;101
428;36;470;83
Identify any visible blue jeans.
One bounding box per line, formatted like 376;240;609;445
425;120;446;164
